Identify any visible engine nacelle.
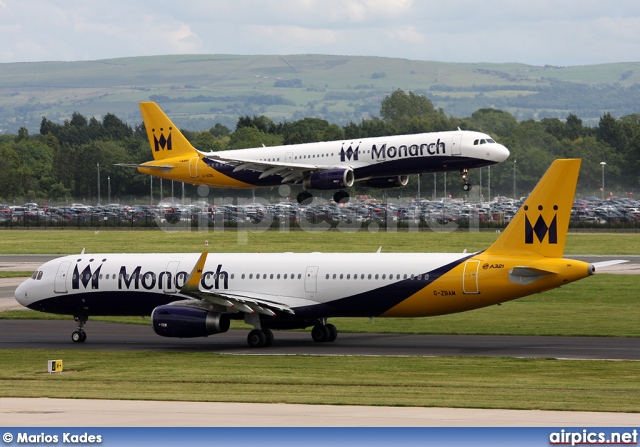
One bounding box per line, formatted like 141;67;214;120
361;175;409;189
151;305;230;338
303;169;354;190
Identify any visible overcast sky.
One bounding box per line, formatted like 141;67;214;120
1;0;639;66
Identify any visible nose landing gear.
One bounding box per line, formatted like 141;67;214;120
71;315;87;343
461;168;471;191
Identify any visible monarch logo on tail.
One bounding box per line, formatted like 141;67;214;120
153;127;172;152
524;205;558;244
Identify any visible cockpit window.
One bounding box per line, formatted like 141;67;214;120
37;271;43;280
31;271;44;280
31;271;38;279
487;138;496;143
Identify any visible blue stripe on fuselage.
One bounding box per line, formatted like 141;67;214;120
203;156;493;188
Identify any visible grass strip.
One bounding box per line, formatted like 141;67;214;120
0;229;639;255
0;349;637;412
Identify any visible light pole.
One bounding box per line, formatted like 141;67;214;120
513;159;517;199
97;162;100;205
488;165;491;202
600;162;606;200
107;176;111;204
433;173;436;200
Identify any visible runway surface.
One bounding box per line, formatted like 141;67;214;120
1;320;639;360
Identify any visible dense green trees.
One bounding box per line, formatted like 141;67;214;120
1;89;639;204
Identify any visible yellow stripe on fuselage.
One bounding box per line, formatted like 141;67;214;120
138;157;256;189
381;253;591;318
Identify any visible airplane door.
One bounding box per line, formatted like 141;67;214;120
305;266;319;293
189;157;199;178
462;260;480;294
164;261;180;293
285;152;293;163
451;133;463;156
54;261;71;293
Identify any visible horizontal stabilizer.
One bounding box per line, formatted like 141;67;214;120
591;260;628;269
509;266;556;285
590;260;628;274
115;163;173;172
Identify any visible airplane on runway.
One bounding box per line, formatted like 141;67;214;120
118;102;510;204
15;159;625;347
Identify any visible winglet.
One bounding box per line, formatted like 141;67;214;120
180;252;208;294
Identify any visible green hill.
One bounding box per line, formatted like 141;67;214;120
2;54;640;134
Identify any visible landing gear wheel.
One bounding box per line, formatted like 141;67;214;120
311;324;331;343
326;324;338;342
71;331;86;343
460;168;471;191
263;328;274;347
247;329;267;348
333;190;350;204
72;314;88;343
297;191;313;205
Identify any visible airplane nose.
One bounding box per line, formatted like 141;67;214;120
497;144;510;162
14;279;30;307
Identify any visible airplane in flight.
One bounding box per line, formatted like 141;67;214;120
119;102;510;204
15;159;624;348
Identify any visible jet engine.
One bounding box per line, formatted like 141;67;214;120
361;175;409;188
303;169;354;190
151;305;230;338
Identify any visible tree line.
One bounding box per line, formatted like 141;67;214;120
1;89;639;204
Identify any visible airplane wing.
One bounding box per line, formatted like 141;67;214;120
201;151;346;184
176;252;299;317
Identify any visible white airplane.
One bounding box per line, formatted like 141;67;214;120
15;159;623;348
118;102;510;203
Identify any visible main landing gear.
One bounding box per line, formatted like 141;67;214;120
247;328;274;348
296;190;350;205
461;168;471;192
311;323;338;343
246;323;339;348
71;315;88;343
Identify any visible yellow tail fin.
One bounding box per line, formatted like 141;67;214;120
485;159;581;258
139;102;198;161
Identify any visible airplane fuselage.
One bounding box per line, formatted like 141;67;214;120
138;130;509;189
16;251;592;330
